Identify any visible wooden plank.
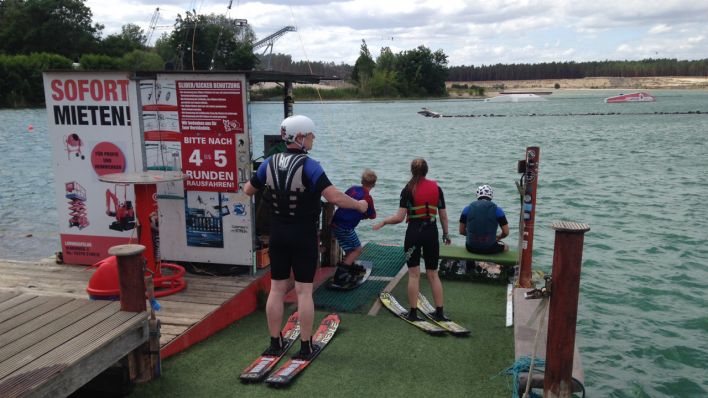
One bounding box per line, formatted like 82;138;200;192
0;297;73;336
0;292;22;304
0;296;48;324
513;288;584;393
157;314;204;326
0;300;95;349
182;274;255;287
0;261;89;273
0;275;87;294
0;301;119;375
153;300;218;316
160;324;189;337
368;265;408;316
1;312;148;398
0;295;37;313
0;286;87;301
177;281;247;294
505;283;513;327
158;295;230;306
159;286;237;300
0;267;92;282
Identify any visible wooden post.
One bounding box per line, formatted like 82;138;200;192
108;244;153;383
518;146;540;288
109;244;147;313
320;202;340;267
544;221;590;398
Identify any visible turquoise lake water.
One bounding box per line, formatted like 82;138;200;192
1;90;707;396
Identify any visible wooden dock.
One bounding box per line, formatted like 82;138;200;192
0;291;148;398
0;258;267;359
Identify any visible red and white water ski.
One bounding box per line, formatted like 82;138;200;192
239;312;300;382
265;313;340;387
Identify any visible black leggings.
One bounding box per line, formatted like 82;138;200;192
404;221;439;270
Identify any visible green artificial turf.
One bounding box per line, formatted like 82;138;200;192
130;278;514;398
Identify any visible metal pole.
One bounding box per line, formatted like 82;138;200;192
518;146;540;287
283;82;293;118
544;221;590;398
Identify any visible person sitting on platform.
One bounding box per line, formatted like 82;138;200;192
330;169;377;286
459;184;509;254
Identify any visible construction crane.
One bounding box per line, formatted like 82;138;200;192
145;7;160;46
253;26;296;70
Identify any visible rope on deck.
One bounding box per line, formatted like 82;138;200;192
498;356;545;398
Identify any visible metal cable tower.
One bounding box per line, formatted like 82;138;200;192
252;26;296;70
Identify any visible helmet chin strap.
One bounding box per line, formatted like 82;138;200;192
296;135;308;153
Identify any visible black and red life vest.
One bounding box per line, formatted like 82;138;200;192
407;178;439;222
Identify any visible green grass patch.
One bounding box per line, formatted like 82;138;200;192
131;279;513;397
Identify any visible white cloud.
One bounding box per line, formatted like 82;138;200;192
86;0;708;65
649;24;672;34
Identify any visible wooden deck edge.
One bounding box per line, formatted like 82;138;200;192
160;272;271;360
513;288;585;394
367;265;408;316
20;314;148;398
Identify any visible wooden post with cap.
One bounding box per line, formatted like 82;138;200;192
109;244;153;382
544;221;590;398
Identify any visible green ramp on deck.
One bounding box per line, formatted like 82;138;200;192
314;242;405;313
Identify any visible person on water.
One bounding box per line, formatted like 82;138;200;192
459;184;509;254
373;158;451;321
243;115;368;360
330;169;377;286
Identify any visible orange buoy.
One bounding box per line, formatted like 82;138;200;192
87;256;120;300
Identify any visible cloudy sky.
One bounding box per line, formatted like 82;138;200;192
86;0;708;66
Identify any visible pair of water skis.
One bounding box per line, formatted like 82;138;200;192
379;292;471;336
239;312;340;387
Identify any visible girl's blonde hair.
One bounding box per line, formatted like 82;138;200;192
361;169;377;187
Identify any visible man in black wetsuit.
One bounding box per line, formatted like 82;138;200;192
243;115;368;359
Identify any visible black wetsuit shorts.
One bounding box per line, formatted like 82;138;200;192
269;221;318;283
404;220;439;270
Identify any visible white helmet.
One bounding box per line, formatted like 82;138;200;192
280;115;315;143
476;184;493;199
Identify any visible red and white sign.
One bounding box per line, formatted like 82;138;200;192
181;132;237;192
176;80;244;134
44;71;143;265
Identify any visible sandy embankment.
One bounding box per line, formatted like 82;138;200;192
447;76;708;97
251;76;708;96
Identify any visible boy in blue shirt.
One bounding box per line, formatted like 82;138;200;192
331;169;377;285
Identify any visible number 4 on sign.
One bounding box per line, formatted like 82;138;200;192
188;150;228;168
188;149;203;166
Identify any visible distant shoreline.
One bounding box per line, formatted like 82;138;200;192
447;76;708;97
253;76;708;101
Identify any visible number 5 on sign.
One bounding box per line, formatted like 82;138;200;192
188;149;228;167
214;150;227;167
